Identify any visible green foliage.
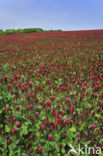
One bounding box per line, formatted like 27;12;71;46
5;29;17;34
0;29;4;35
23;28;44;33
0;28;62;35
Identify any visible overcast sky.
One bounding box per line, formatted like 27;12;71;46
0;0;103;30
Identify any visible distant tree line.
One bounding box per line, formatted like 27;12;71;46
0;28;62;35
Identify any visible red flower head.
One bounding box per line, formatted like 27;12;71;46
47;100;51;106
66;97;70;103
28;81;32;86
53;121;58;127
11;128;16;135
4;76;7;81
48;134;53;141
29;104;33;109
16;121;21;128
40;124;45;130
35;111;39;117
36;146;43;153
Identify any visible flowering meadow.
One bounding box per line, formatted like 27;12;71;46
0;30;103;156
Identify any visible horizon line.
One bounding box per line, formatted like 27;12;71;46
1;27;103;31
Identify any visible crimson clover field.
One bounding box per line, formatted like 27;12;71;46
0;30;103;156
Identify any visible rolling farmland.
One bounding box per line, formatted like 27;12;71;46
0;30;103;155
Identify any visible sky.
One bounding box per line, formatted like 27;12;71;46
0;0;103;31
